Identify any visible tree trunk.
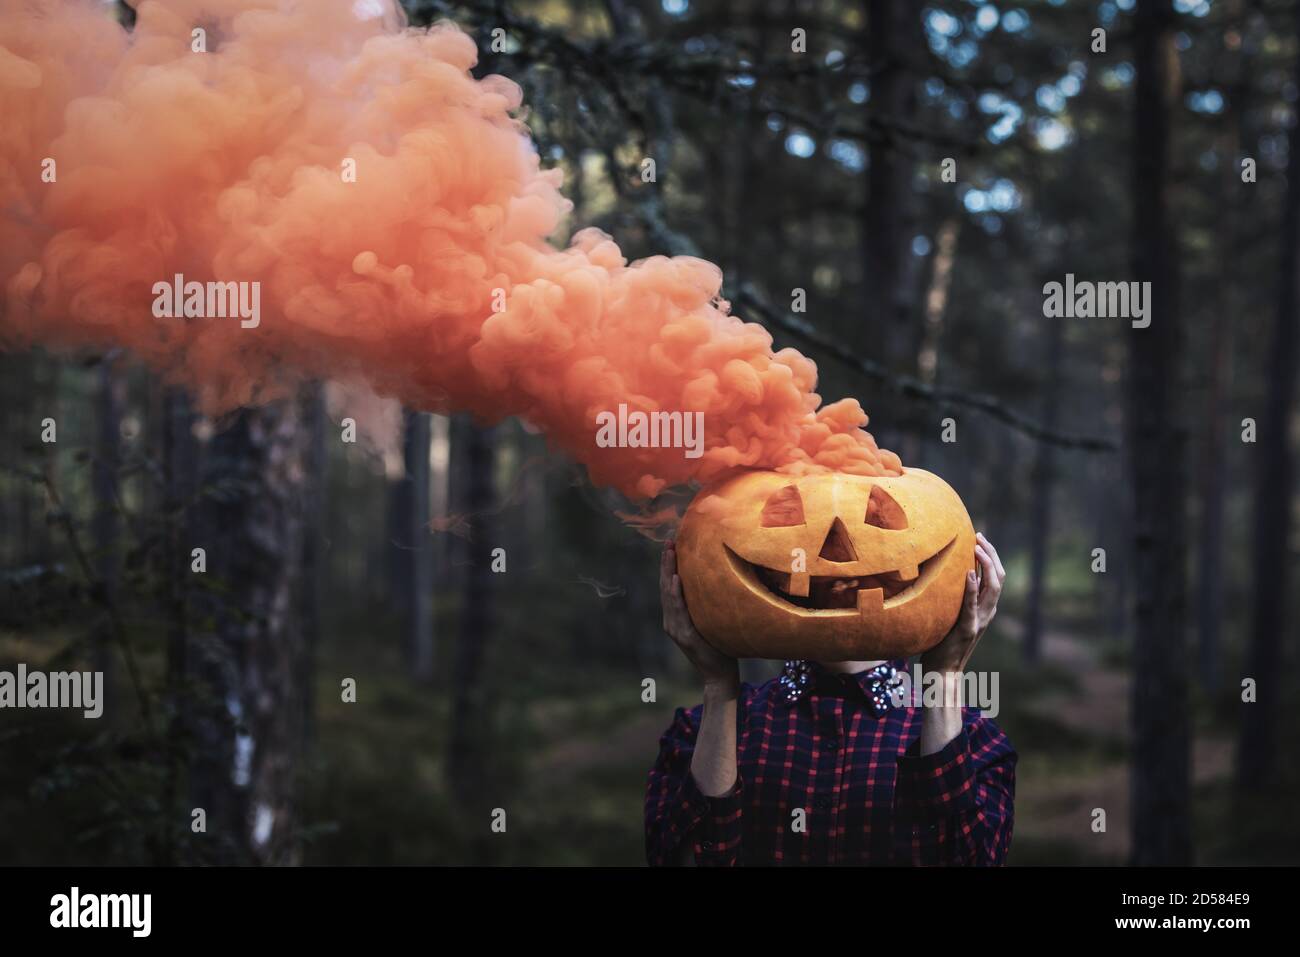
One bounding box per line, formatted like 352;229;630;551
397;409;435;682
1195;161;1236;692
190;400;312;864
91;357;125;712
37;361;61;563
447;418;497;805
161;388;199;865
1128;0;1191;865
430;412;452;626
914;217;960;473
1024;317;1064;664
1237;0;1300;790
862;0;920;451
1197;6;1248;694
299;385;327;751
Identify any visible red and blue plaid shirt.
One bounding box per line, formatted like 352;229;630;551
645;659;1017;866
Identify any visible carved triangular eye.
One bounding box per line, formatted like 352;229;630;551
865;486;908;529
761;485;805;527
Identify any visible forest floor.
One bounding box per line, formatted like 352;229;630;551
6;608;1295;865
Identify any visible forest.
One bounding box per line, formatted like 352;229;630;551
0;0;1297;867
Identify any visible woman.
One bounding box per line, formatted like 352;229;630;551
646;532;1015;866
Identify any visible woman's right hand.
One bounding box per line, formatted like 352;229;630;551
660;539;739;693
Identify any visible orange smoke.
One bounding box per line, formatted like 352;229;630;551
0;0;900;499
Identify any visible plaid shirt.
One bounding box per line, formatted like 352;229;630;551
645;659;1016;866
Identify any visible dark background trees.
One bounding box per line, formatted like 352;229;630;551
0;0;1297;865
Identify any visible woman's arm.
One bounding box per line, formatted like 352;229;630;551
660;540;740;795
919;532;1006;754
894;713;1018;865
644;541;744;866
893;532;1016;865
693;681;739;796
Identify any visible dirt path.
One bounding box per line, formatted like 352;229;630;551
1002;617;1234;862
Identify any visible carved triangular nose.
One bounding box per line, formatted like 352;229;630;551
818;517;857;563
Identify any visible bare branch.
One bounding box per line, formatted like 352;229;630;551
732;284;1117;452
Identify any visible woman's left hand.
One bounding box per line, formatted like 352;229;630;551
921;531;1006;675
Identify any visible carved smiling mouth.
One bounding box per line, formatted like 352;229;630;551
725;536;958;615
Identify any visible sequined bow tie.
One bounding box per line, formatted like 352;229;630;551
778;660;902;716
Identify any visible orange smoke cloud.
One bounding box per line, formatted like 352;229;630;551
0;0;900;499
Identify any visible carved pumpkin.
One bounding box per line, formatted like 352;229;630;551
676;468;975;661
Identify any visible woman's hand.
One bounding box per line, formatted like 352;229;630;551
918;532;1005;754
922;531;1006;675
661;540;739;693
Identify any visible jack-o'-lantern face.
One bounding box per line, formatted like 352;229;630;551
676;469;975;661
